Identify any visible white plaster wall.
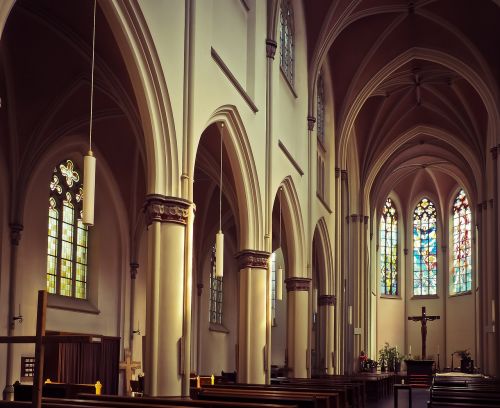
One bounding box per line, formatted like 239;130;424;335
6;148;128;384
446;293;475;367
271;249;287;366
198;240;238;375
138;0;186;180
0;155;9;392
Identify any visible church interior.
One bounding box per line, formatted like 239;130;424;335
0;0;499;406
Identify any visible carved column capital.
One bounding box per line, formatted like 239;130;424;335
144;194;191;226
318;294;336;306
285;277;311;291
10;223;23;246
130;262;139;280
341;170;348;181
350;214;359;223
265;38;277;59
404;248;409;256
335;168;341;179
364;216;369;224
236;249;270;270
307;116;316;131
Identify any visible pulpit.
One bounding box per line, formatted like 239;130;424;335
405;360;434;387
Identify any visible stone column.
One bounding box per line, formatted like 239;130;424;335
319;294;336;374
236;250;269;384
143;195;190;396
129;262;139;356
286;277;311;378
3;223;23;400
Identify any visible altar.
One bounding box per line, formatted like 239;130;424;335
405;359;434;387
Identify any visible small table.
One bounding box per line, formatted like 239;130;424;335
394;384;412;408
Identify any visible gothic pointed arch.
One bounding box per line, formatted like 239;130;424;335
201;105;263;251
312;218;333;294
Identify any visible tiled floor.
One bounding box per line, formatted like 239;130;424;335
367;387;430;408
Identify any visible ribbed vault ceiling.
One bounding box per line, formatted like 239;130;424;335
305;0;499;212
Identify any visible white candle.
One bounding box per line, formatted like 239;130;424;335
409;345;412;355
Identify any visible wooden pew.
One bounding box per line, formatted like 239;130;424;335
193;387;334;408
0;396;296;408
429;376;500;407
79;394;297;408
279;377;367;406
204;382;353;408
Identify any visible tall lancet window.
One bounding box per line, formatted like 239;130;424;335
47;159;88;299
317;74;325;145
279;0;294;85
413;198;438;295
451;189;472;294
380;198;398;295
209;245;223;324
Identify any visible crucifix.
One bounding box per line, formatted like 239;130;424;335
119;348;141;395
408;306;440;359
0;290;100;408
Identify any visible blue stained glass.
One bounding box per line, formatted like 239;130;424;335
451;190;472;294
413;198;437;295
380;198;398;295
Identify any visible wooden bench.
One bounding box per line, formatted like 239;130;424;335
428;377;500;407
79;394;297;408
0;396;296;408
277;376;366;406
204;382;352;408
193;387;334;408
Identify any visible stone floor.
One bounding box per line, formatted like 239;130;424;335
367;387;430;408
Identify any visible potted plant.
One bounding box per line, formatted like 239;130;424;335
457;350;473;373
378;343;391;372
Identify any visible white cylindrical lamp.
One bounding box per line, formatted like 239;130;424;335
83;151;96;226
276;265;283;301
216;230;224;277
313;288;318;314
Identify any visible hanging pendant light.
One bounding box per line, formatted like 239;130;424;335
276;187;283;300
215;123;224;278
83;0;97;226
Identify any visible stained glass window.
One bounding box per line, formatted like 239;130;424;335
413;198;437;295
380;198;398;295
280;0;294;85
451;189;472;294
271;252;277;325
47;159;88;299
209;245;223;324
317;74;325;145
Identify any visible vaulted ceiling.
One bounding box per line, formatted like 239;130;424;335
304;0;500;212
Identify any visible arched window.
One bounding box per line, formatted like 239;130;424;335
413;198;438;295
279;0;294;85
317;74;325;145
209;245;223;324
271;252;277;325
47;159;88;299
380;198;398;295
451;189;472;294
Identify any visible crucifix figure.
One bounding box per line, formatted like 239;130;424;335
119;348;141;395
408;306;440;359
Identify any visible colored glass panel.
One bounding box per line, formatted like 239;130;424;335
280;0;294;85
451;189;472;294
317;74;325;144
209;245;223;324
380;198;398;295
46;159;88;299
413;198;438;295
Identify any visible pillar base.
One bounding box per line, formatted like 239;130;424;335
3;384;14;401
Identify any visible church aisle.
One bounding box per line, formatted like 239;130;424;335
367;388;430;408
